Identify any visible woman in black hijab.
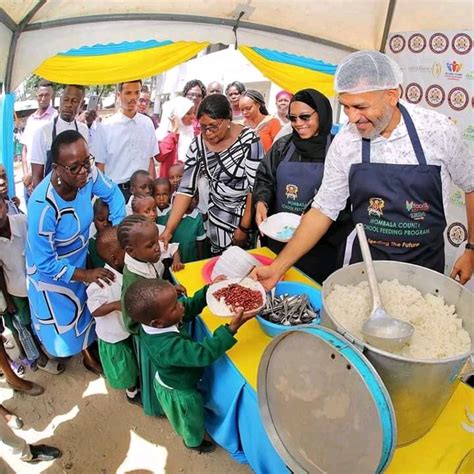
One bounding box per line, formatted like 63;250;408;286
253;89;352;283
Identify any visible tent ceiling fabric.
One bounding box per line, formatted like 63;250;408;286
1;0;473;89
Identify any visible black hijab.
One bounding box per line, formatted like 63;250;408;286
290;89;333;160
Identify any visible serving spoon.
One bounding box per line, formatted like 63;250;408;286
356;223;414;352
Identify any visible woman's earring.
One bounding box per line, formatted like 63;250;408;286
57;174;62;185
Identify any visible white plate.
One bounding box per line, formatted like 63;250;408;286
259;212;302;242
206;277;267;317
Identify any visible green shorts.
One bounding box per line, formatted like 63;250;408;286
98;337;138;390
2;295;31;334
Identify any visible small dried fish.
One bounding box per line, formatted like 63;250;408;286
260;293;319;326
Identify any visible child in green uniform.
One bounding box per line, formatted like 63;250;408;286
152;178;171;225
125;170;153;216
124;278;255;453
86;226;140;405
88;199;110;268
118;215;172;417
159;193;207;263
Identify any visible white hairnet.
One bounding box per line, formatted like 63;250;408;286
335;50;403;94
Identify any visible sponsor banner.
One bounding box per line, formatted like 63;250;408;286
388;30;473;275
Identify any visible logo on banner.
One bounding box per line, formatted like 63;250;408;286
447;222;467;247
449;189;465;208
448;87;469;111
425;84;446;107
285;184;299;201
429;33;449;54
463;125;474;141
431;62;442;77
389;35;406;53
406;201;430;221
405;83;423;104
451;33;472;55
368;198;385;218
408;33;427;53
445;61;464;80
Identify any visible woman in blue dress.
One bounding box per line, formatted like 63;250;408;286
26;130;125;366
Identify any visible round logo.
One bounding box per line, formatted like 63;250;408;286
425;84;445;108
429;33;449;53
405;83;423;104
389;34;406;53
408;33;427;53
448;87;469;111
451;33;472;55
447;222;467;247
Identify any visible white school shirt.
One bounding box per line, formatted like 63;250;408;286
29;116;89;166
312;100;473;221
124;252;165;279
92;111;159;184
21;106;58;166
0;214;28;297
86;265;129;343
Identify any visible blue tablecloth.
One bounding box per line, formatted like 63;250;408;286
192;317;288;474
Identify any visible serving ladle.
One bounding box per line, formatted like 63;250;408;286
356;224;414;352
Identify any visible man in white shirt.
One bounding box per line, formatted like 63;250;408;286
92;80;158;201
255;50;473;288
20;80;57;199
30;84;88;188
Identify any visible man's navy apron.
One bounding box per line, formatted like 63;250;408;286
272;138;344;283
348;103;446;273
45;117;79;175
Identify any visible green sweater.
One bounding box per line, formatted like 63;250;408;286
140;286;237;390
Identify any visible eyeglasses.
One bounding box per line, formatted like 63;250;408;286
57;155;94;175
200;120;223;134
287;111;317;123
186;93;203;99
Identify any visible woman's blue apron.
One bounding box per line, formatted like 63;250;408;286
348;103;446;272
271;139;344;283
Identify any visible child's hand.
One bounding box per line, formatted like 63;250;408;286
172;260;185;272
175;284;187;297
211;275;227;285
228;307;257;334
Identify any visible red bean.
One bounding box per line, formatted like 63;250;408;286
213;284;263;312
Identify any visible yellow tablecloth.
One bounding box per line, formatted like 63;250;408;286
174;248;474;473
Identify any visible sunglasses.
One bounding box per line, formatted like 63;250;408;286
57;155;94;175
287;111;317;123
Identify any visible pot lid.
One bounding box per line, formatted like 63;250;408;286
257;327;396;473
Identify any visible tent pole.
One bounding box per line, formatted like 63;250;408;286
4;0;47;93
380;0;397;52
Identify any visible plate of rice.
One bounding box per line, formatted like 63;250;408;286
207;277;267;317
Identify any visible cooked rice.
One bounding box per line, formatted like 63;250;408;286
325;279;471;359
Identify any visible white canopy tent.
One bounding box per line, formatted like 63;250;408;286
1;0;473;91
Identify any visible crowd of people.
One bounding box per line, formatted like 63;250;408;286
0;49;472;465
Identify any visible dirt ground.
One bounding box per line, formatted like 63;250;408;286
0;354;252;474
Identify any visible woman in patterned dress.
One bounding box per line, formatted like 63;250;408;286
160;95;264;255
26;130;125;366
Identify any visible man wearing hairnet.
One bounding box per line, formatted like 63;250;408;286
255;50;473;288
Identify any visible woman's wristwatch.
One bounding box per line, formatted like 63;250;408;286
238;224;251;234
466;242;474;251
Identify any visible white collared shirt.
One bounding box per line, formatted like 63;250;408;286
312;101;473;220
0;214;28;297
124;252;165;279
92;111;159;184
21;105;58;166
86;265;129;343
29;116;89;166
142;324;179;335
156;206;171;217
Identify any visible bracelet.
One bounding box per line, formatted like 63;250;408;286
466;242;474;251
238;224;251;233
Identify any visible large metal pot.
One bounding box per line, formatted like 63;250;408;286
321;261;473;446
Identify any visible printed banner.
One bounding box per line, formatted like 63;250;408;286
387;30;473;280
